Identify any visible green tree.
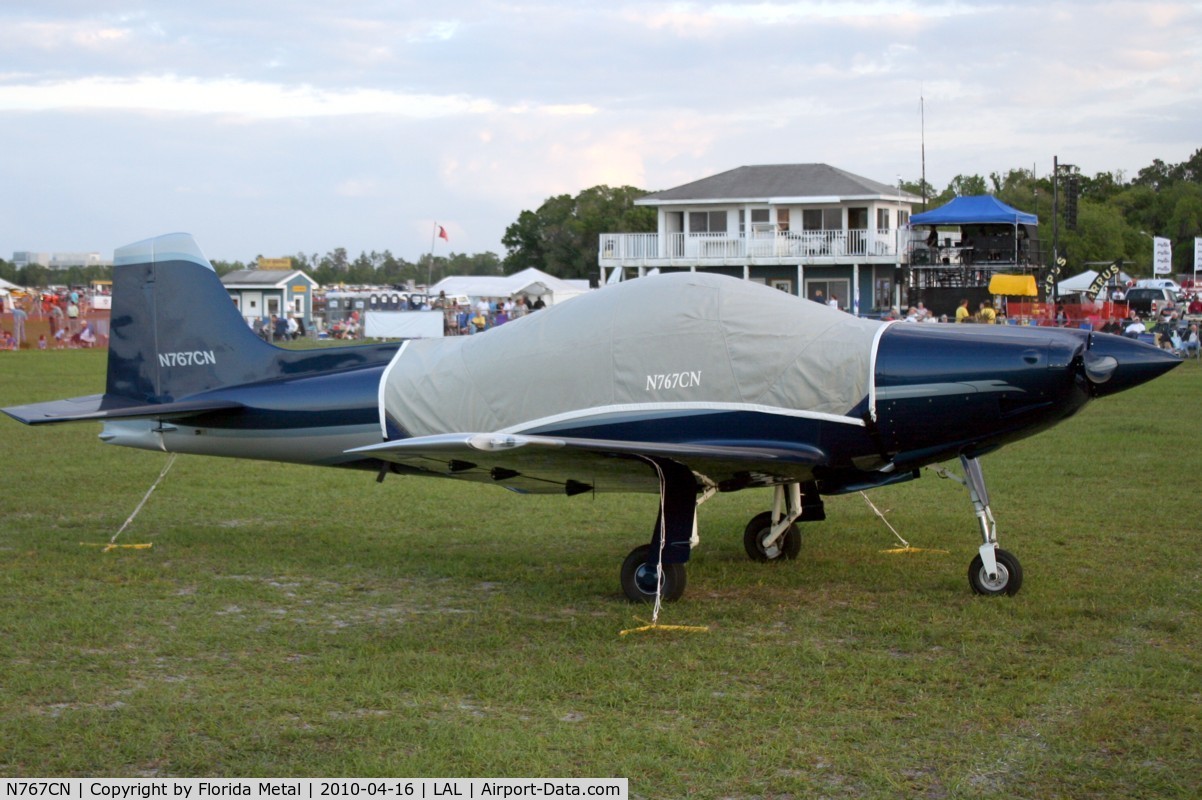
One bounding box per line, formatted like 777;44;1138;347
900;178;936;207
502;185;656;280
1162;181;1202;272
210;260;250;278
18;264;49;287
1080;170;1127;203
1056;201;1138;271
347;251;377;285
321;247;349;273
1133;158;1173;190
945;174;989;198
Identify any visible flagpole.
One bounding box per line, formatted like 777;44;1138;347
430;222;445;288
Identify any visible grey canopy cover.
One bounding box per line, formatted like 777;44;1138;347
379;272;884;438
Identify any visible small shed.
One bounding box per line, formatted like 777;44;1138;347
221;269;317;327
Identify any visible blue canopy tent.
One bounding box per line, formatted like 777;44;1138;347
909;195;1039;272
910;195;1038;227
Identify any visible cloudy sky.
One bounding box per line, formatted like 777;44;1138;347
2;1;1199;264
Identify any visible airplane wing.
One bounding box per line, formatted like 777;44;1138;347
349;433;828;495
2;394;244;425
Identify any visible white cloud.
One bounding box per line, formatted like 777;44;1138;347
0;75;498;119
0;73;606;121
0;1;1199;262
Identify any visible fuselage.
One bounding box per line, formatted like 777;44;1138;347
101;359;393;468
2;235;1168;497
99;320;1176;496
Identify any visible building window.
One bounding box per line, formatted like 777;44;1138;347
802;208;842;231
877;209;890;229
738;208;770;234
689;210;727;233
777;208;791;232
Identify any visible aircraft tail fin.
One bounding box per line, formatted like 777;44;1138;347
4;233;400;427
105;233;283;403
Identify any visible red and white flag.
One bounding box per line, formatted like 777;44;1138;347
437;225;449;241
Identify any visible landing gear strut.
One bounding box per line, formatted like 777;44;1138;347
935;455;1024;596
619;457;701;603
743;482;823;562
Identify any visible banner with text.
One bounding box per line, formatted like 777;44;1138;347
1153;236;1172;275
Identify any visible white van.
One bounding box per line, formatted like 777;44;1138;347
1134;278;1183;292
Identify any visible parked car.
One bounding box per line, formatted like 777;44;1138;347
1124;287;1183;317
1134;278;1184;292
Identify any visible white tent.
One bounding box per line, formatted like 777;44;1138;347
430;268;588;306
0;277;23;312
1057;268;1132;295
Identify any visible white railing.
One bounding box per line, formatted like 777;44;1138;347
599;229;902;265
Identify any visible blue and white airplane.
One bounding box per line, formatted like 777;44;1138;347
2;234;1181;602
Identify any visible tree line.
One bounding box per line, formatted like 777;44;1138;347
902;148;1202;277
3;149;1199;289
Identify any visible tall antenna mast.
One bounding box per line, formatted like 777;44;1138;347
920;91;927;211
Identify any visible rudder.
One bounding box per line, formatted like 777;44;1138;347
106;233;280;403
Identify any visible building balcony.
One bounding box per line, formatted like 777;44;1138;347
599;229;907;269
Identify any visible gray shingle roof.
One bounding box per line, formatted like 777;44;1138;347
638;164;907;204
221;269;312;287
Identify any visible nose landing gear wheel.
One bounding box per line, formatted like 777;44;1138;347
742;511;802;562
620;544;687;603
968;548;1023;596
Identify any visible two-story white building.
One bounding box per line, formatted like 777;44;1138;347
599;163;922;314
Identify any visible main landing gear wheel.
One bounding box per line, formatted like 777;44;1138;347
968;548;1023;596
743;511;802;562
620;544;687;603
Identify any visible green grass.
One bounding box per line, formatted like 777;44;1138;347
1;350;1200;797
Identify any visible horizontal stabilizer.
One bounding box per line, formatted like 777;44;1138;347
2;394;243;426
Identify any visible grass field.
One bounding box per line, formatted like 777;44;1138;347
1;349;1199;797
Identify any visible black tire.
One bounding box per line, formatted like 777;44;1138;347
968;548;1023;596
742;511;802;562
620;544;687;603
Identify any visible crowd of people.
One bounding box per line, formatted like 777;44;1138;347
878;299;1000;325
1;288;106;350
251;313;308;342
5;282;1201;356
456;293;545;335
1103;305;1200;356
872;295;1201;357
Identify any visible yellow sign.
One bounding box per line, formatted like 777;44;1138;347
257;257;292;269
